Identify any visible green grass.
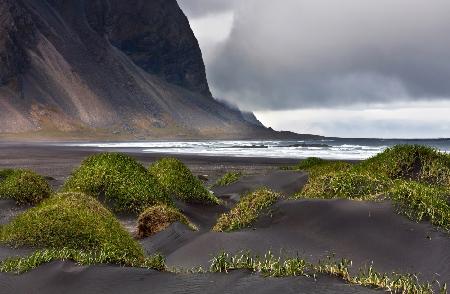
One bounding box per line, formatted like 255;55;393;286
304;160;353;175
209;251;446;294
0;192;144;262
301;170;392;200
359;145;450;186
0;191;167;273
0;248;165;274
137;204;197;238
283;157;353;173
149;158;220;204
294;145;450;232
0;169;52;205
63;153;170;213
214;171;243;187
213;188;281;232
0;169;15;180
389;181;450;231
282;157;328;171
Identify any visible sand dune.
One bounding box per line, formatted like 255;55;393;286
0;261;378;294
160;199;449;286
0;145;448;293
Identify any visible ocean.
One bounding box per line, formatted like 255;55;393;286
65;138;450;160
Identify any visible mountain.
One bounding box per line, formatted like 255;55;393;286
0;0;320;140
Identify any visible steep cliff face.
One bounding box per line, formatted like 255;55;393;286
0;0;272;138
0;0;36;86
80;0;210;97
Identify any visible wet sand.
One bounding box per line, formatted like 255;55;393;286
0;143;448;293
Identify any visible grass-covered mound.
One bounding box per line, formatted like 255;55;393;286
0;169;52;205
298;145;450;200
149;157;219;204
137;204;197;238
0;192;143;257
294;145;450;231
214;171;242;187
213;188;281;232
359;145;450;186
63;153;169;213
0;192;167;273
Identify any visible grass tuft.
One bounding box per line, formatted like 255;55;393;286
209;251;446;294
213;188;281;232
214;171;243;187
63;153;170;213
149;157;220;204
0;249;165;274
137;204;198;238
0;169;52;205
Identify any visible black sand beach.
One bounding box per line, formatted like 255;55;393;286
0;143;449;293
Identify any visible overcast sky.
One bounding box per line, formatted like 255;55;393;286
178;0;450;138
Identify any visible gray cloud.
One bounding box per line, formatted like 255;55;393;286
181;0;450;110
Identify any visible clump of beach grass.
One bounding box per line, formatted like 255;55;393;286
0;248;165;274
137;204;197;238
209;251;446;294
214;171;242;187
301;170;392;201
149;157;220;204
388;181;450;231
0;192;165;273
213;188;281;232
63;153;170;213
0;169;52;205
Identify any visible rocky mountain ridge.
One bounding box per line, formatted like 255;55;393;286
0;0;320;140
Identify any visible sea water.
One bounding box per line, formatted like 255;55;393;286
65;138;450;160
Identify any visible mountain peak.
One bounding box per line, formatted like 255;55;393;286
0;0;276;138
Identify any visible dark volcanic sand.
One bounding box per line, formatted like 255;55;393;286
159;200;450;285
0;261;377;294
0;143;449;293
